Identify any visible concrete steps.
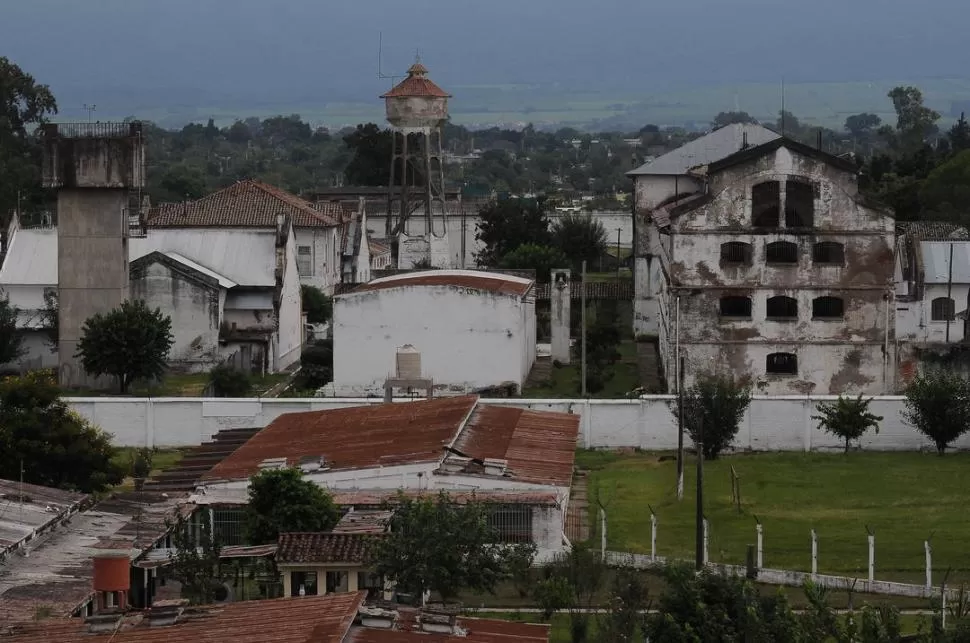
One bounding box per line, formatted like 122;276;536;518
637;341;664;393
143;426;261;493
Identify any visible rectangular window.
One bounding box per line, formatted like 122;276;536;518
297;245;313;276
487;505;534;544
326;571;348;594
291;571;318;597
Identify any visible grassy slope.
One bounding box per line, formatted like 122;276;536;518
580;450;970;585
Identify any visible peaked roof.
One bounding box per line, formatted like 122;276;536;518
705;136;858;174
381;63;451;99
146;179;344;229
898;220;970;241
628;123;781;176
277;532;380;565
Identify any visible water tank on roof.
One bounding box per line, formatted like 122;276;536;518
93;553;131;593
396;345;422;380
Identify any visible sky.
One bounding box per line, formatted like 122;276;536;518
1;0;966;120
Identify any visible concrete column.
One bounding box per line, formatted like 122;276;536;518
550;270;571;364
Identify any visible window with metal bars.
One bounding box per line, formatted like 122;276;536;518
812;296;845;319
931;297;955;321
297;246;313;275
720;242;753;265
486;505;534;544
720;296;753;318
752;181;781;228
766;352;798;375
766;295;798;320
766;241;798;264
813;241;845;265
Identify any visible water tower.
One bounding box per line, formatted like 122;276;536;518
41;122;145;389
381;59;453;268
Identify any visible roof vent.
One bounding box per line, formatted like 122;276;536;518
257;457;288;471
299;455;329;473
146;600;187;627
358;605;398;629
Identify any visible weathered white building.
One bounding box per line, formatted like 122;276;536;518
632;132;896;394
332;270;536;396
191;395;580;562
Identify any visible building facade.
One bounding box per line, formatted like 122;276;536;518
636;136;895;394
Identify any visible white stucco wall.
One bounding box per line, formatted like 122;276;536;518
63;396;970;453
277;226;304;371
294;226;341;294
895;283;970;343
332;285;534;395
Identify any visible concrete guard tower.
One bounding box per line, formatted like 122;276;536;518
41;122;145;389
381;59;453;269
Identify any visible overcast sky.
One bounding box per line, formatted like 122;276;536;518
2;0;965;115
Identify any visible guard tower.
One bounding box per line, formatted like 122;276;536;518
381;60;453;268
41;122;145;389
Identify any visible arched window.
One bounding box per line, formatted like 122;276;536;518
720;296;753;318
766;295;798;320
752;181;781;228
931;297;955;321
766;352;798;375
720;242;753;265
765;241;798;264
813;241;845;265
812;296;845;320
785;180;816;227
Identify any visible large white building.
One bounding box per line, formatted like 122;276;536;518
331;270;536;396
630;128;896;394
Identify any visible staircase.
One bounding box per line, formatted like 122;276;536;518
636;340;665;393
143;427;261;493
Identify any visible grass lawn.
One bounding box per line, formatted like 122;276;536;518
522;341;640;399
63;371;292;397
579;450;970;585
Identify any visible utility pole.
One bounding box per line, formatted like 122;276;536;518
676;356;685;500
581;260;588;397
695;411;704;570
615;227;622;278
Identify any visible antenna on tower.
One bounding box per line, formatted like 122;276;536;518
377;32;401;88
780;78;786;136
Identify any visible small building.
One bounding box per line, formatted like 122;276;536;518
277;532;388;599
193;395;579;562
332;270;536;396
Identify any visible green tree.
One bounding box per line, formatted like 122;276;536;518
371;492;515;604
812;394;883;453
949;113;970;153
296;339;333;391
343;123;393;186
244;467;339;545
207;364;252;397
903;369;970;455
535;544;608;642
76;300;175;393
672;374;752;460
888;86;941;152
551;213;608;273
712;111;758;128
475;198;552;267
498;244;569;283
0;291;25;365
0;57;57;225
165;512;222;605
845;113;883;139
301;285;333;324
919;149;970;221
158;163;207;200
0;372;124;492
597;569;650;643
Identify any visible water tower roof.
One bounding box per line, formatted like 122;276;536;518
381;62;451;99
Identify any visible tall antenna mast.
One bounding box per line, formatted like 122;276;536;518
780;78;786;136
377;32;401;88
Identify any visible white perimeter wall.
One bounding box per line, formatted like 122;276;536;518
64;395;970;452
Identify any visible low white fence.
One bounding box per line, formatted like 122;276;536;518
63;395;970;451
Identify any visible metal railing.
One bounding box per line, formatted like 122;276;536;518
42;122;141;139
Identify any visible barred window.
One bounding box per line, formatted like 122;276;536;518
766;352;798;375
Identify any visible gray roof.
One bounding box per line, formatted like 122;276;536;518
0;226;57;285
899;221;970;241
921;241;970;284
627;123;781;176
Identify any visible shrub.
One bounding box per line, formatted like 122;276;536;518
903;369;970;455
208;364;252;397
296;340;334;390
301;285;332;324
812;394;883;453
672;374;752;459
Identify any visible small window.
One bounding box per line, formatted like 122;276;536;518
720;296;753;318
752;181;781;228
785;180;816;228
297;245;313;276
813;241;844;265
766;241;798;264
812;296;845;319
291;571;318;597
766;352;798;375
766;295;798;320
720;242;753;265
931;297;955;321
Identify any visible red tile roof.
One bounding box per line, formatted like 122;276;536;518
202;396;479;482
451;406;579;487
348;271;534;298
0;592;365;643
381;63;451;99
277;532;380;564
345;617;550;642
146;179;345;229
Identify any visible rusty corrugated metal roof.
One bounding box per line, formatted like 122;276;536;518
346;270;534;298
202;396;479;482
345;616;550;642
0;592;365;643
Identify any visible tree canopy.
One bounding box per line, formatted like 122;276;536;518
475;198;552;268
244;468;340;545
76;299;175;393
0;291;25;366
0;372;124;492
672;374;752;459
550;212;609;273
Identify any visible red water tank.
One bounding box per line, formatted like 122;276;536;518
93;553;131;593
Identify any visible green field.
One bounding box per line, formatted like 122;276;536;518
579;450;970;585
522;340;641;399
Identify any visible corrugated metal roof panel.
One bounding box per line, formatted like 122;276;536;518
627;123;781;176
921;241;970;284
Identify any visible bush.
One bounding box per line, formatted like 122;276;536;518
301;285;332;324
208;364;252;397
903;369;970;455
672;374;752;460
296;340;334;390
812;394;883;453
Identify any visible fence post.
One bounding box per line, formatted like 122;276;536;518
867;527;875;583
755;519;763;570
702;518;709;565
812;528;818;579
925;540;932;590
600;508;607;562
650;511;657;561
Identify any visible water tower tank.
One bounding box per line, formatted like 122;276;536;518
396;344;422;379
93;552;131;593
382;62;451;130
